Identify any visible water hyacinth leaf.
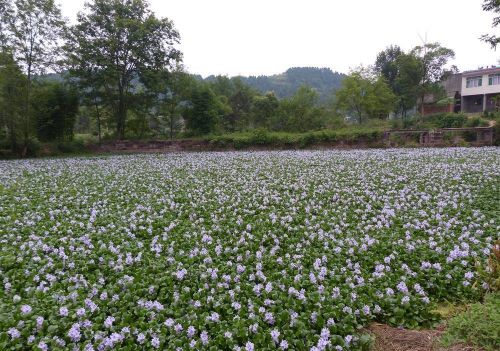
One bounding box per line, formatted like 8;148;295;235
0;149;498;350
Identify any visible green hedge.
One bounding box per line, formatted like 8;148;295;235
206;129;385;149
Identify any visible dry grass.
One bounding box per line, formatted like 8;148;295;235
366;323;483;351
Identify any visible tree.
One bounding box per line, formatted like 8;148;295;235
66;0;182;139
184;85;220;135
226;78;256;131
374;45;403;93
375;46;424;117
394;53;423;117
251;92;279;129
335;71;396;123
0;50;26;151
277;85;326;132
7;0;65;152
411;43;455;115
32;82;78;141
481;0;500;49
209;76;256;131
154;67;196;140
366;78;399;119
0;0;13;48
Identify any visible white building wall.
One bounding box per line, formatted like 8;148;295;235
461;74;500;96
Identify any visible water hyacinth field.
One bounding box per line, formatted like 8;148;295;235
0;148;499;351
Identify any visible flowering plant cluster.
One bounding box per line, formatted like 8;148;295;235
0;149;498;350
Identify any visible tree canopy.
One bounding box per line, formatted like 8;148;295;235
335;70;397;123
66;0;182;139
481;0;500;49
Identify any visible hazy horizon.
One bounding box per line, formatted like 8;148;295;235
58;0;499;78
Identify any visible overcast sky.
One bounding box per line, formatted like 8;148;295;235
58;0;499;77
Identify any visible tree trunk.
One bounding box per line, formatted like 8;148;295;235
420;95;425;116
169;102;175;141
7;116;17;153
116;88;126;140
22;64;32;157
94;97;102;144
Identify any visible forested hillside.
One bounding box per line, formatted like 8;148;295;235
203;67;345;102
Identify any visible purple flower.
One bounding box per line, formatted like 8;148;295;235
59;306;69;317
165;318;175;327
151;336;160;348
21;304;32;315
68;323;81;342
174;323;183;333
187;326;196;338
280;340;289;350
270;329;280;342
7;328;20;339
200;331;209;345
104;315;115;328
137;333;146;344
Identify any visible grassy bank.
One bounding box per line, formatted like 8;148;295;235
203;128;386;149
1;115;498;159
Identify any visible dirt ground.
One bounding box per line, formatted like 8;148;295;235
366;323;481;351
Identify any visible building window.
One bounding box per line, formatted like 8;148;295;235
489;74;500;85
466;76;482;88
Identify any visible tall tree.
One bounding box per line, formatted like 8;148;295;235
374;45;403;92
481;0;500;49
0;50;26;151
209;77;256;131
0;0;13;48
251;92;279;129
335;71;396;123
154;66;196;140
375;46;424;117
32;82;79;142
184;85;220;135
411;43;455;115
8;0;65;152
394;53;423;117
277;85;326;132
226;78;256;131
66;0;182;139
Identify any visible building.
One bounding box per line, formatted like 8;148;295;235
422;66;500;115
422;73;462;115
461;66;500;113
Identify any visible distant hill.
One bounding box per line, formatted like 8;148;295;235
42;67;346;103
203;67;346;103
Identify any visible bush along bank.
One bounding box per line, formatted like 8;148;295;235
1;126;497;159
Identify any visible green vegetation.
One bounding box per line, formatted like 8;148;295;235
390;113;491;130
205;124;387;149
0;149;498;350
481;0;500;49
204;67;346;103
0;0;497;158
441;293;500;350
334;70;397;123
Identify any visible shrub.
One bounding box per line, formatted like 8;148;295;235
25;138;41;157
462;131;477;142
436;113;467;128
441;293;500;350
475;241;500;295
298;132;318;148
249;129;271;145
466;117;490;128
57;139;85;154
